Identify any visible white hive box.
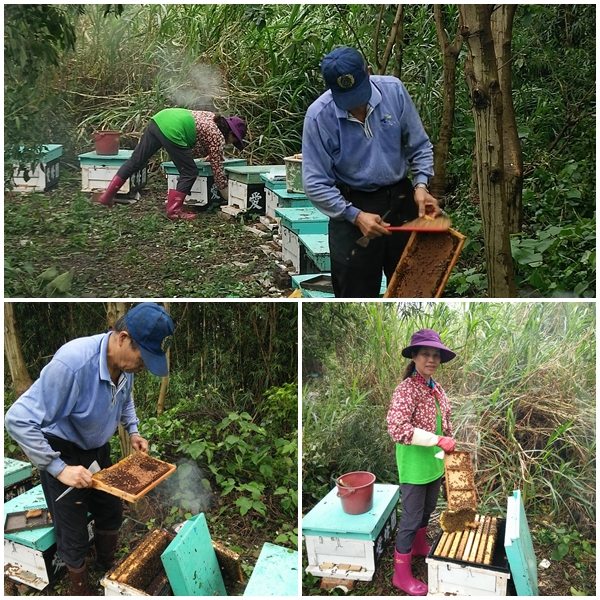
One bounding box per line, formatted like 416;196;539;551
162;158;247;207
79;150;147;201
11;144;63;193
302;484;399;582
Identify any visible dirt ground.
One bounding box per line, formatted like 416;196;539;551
5;171;296;298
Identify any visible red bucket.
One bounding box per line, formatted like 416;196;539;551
94;130;121;155
336;471;376;515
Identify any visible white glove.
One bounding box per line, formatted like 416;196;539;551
411;428;439;447
219;187;229;201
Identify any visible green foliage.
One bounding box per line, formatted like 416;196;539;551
511;220;595;297
257;383;298;438
134;382;297;541
535;522;595;571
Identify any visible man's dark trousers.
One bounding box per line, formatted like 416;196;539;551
328;178;418;298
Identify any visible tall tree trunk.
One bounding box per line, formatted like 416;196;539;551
430;5;463;201
156;302;170;416
106;302;133;458
4;303;33;397
459;4;516;297
491;4;523;233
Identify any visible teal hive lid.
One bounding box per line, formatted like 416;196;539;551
4;457;33;487
260;166;287;189
225;165;281;184
273;188;309;201
243;543;298;597
275;207;329;234
15;144;63;163
4;485;55;551
161;513;226;596
299;233;331;271
505;490;538;595
302;484;399;541
78;150;135;166
162;157;247;176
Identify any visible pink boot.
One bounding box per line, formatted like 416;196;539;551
95;175;125;207
166;189;196;220
392;549;428;596
411;526;431;558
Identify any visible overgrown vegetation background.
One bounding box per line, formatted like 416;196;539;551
4;4;595;297
302;302;595;593
4;302;299;554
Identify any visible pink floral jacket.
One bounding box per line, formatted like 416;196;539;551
387;376;452;444
190;111;228;191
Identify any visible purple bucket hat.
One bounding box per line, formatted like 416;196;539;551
401;329;456;363
225;116;247;150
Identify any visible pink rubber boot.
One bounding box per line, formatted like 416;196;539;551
166;189;196;220
95;175;125;207
392;548;428;596
411;526;431;558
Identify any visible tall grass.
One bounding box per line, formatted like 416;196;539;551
302;302;595;533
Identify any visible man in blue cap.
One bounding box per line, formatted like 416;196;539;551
302;46;441;297
5;302;174;595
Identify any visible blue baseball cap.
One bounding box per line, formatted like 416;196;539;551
321;47;372;111
125;303;174;376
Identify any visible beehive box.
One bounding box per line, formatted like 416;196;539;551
302;484;399;581
4;458;34;502
283;154;303;193
103;529;174;596
290;274;388;298
163;158;247;207
4;484;92;591
223;165;281;215
10;144;63;192
265;188;281;220
79;150;147;198
4;485;58;591
260;167;287;191
427;518;510;596
273;188;313;209
275;207;329;272
92;452;176;502
290;274;335;298
299;233;331;273
384;227;466;298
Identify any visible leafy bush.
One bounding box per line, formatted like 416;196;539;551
511;220;595;297
134;394;297;547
